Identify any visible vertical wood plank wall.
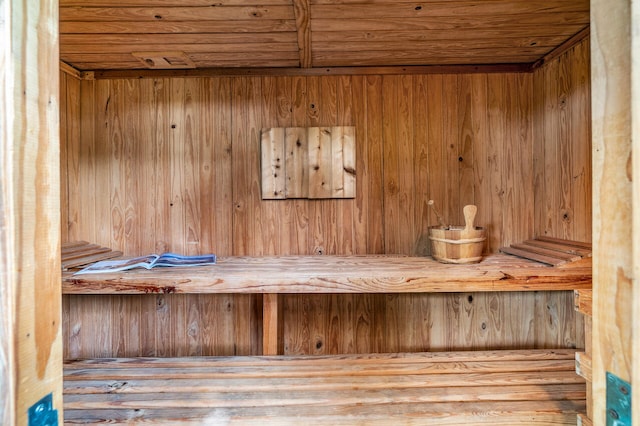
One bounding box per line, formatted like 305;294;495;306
60;39;591;358
533;38;592;241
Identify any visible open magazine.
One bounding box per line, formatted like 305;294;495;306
74;253;216;275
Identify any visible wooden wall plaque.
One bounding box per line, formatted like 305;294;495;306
261;126;355;199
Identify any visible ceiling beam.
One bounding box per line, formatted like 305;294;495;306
91;63;534;79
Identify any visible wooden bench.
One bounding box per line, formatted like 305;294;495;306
63;254;592;355
62;254;591;423
63;349;585;425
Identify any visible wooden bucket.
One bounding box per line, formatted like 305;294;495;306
428;205;487;264
428;226;486;264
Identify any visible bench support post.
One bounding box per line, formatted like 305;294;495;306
263;293;283;355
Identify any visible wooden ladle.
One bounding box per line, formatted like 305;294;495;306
462;205;478;238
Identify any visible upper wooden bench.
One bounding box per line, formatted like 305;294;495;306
62;253;592;294
63;253;592;355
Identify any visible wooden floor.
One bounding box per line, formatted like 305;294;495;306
63;349;585;425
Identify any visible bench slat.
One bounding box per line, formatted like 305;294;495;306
63;348;578;369
63;401;587;425
63;370;585;395
64;384;586;410
64;359;578;381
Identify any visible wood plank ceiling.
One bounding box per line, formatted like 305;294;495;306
59;0;590;71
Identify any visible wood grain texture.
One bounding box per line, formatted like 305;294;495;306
63;294;260;359
533;37;591;241
65;73;548;256
58;1;589;70
1;0;63;423
634;3;640;424
62;349;585;424
591;0;634;423
60;62;592;358
62;254;591;294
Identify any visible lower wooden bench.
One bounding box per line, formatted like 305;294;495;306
63;349;585;425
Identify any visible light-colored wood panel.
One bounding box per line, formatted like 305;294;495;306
307;127;332;198
1;0;62;421
591;0;635;423
262;126;355;200
285;127;309;198
335;126;356;198
261;127;287;199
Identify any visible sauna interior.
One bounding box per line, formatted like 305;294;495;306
56;1;595;422
60;1;591;360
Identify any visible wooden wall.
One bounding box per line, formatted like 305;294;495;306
60;38;591;359
63;73;536;257
533;38;592;241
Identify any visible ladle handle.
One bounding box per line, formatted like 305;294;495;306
463;205;477;232
428;200;447;228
